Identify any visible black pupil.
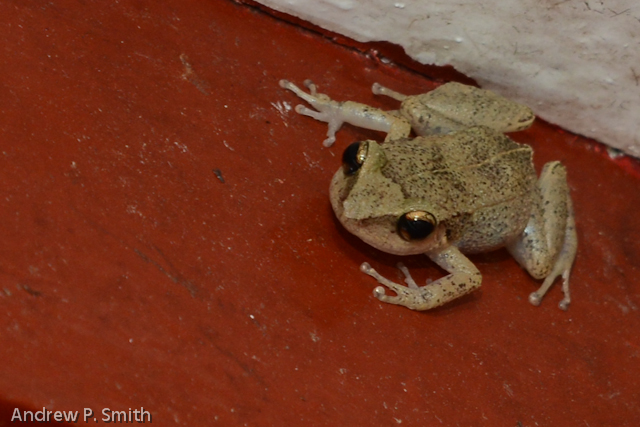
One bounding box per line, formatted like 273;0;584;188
398;214;434;240
342;142;363;175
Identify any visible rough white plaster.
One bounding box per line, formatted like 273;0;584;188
259;0;640;157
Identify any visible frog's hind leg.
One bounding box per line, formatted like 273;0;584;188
506;161;577;310
530;196;576;310
280;79;411;146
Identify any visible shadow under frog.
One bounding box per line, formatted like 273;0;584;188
280;79;577;311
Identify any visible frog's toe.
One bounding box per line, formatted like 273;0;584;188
373;286;388;299
371;82;407;101
528;291;543;306
294;104;313;116
558;271;571;310
303;79;317;95
528;269;571;310
373;282;435;310
278;79;292;89
295;104;331;123
322;135;336;147
372;284;407;305
361;263;404;296
282;79;329;109
558;298;570;311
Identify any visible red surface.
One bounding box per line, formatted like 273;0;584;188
1;1;639;426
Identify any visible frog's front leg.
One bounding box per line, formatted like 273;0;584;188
506;161;577;310
279;79;411;146
362;246;481;311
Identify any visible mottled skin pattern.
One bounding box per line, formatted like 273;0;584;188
279;79;577;311
395;81;536;135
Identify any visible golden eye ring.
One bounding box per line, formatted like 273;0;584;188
341;141;369;175
397;211;437;241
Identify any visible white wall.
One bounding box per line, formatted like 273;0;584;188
258;0;640;157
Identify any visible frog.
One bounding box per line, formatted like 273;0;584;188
279;78;577;311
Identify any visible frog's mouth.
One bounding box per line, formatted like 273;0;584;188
329;168;356;212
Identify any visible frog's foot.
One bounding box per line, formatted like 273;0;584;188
361;262;433;310
280;79;411;145
279;79;345;147
529;267;572;310
361;262;467;311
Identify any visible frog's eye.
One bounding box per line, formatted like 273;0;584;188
342;141;369;175
397;211;437;241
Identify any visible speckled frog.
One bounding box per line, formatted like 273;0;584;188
280;79;577;311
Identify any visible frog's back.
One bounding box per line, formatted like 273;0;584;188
381;126;536;220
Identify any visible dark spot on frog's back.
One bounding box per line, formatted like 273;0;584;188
444;213;471;242
424;144;446;169
384;138;446;173
450;177;467;193
446;227;454;241
466;127;523;156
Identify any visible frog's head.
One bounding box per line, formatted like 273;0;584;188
329;140;447;256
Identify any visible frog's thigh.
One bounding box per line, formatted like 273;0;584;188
411;82;534;133
506;162;577;307
507;162;569;276
400;97;464;136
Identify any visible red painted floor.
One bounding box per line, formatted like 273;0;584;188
1;1;639;426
